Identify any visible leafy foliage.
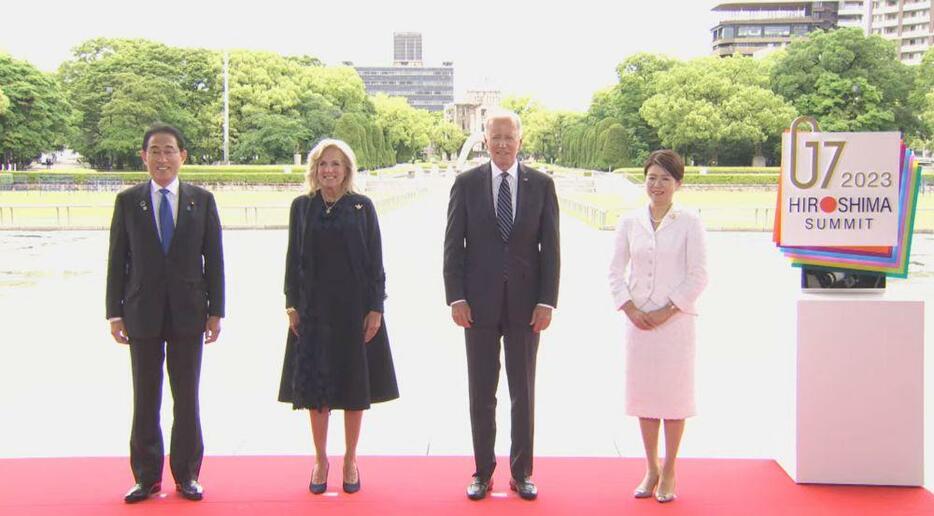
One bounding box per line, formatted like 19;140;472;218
0;54;72;166
770;28;918;134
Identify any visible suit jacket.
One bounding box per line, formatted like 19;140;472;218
443;162;560;326
608;206;707;315
106;181;225;339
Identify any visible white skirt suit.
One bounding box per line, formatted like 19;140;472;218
608;206;708;419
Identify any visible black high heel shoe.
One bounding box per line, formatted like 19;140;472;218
342;464;360;494
309;462;329;494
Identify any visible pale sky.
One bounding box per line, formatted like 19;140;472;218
2;0;718;112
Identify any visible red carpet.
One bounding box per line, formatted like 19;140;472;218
0;456;931;515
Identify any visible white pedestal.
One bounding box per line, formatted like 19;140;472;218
777;296;924;486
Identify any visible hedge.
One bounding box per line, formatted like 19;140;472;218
7;164;413;186
622;172;780;185
615;166;780;175
9;172;306;185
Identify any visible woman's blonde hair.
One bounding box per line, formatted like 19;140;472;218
305;138;358;196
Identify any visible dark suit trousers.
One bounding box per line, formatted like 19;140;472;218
465;286;539;481
128;306;204;485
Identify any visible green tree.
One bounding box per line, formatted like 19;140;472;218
641;56;795;165
602;53;679;164
909;48;934;151
231;113;307;164
600;123;631;169
227;50;362;161
59;38;221;168
525;110;575;163
501;95;544;120
429;114;467;160
770;28;917;135
501;94;566;162
372;94;432;162
333;112;392;169
0;54;72;166
0;87;9;115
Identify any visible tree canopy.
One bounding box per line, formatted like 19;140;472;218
2;30;926;171
641;56;795;164
770;28;918;134
0;54;72;166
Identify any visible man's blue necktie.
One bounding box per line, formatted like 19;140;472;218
496;172;513;242
158;188;174;255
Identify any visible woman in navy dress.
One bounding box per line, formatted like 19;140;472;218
278;139;399;495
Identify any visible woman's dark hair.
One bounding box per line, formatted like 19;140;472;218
142;123;187;152
643;149;684;182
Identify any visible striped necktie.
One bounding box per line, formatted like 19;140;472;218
496;172;513;242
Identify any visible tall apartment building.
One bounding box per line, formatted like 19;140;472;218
712;1;933;64
842;0;933;64
393;32;423;65
711;1;840;57
351;32;454;112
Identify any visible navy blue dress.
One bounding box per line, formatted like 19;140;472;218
278;193;399;410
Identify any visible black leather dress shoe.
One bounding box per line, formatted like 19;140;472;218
176;480;204;501
466;477;492;500
509;478;538;500
124;482;160;503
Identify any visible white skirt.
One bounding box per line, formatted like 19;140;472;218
624;301;697;419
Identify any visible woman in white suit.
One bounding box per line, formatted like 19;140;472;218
608;150;707;503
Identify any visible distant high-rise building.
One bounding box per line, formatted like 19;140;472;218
393;32;423;65
864;0;933;65
711;1;933;65
351;32;454;112
711;1;840;57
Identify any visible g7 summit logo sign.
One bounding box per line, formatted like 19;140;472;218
780;127;900;247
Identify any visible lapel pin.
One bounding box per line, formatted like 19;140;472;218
187;200;195;211
522;177;529;182
139;200;148;211
355;204;363;210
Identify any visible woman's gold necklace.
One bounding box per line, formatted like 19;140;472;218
324;194;343;214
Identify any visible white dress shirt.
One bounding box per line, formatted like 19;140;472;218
490;160;518;221
150;177;179;240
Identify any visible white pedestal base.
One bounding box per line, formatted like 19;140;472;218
778;297;924;486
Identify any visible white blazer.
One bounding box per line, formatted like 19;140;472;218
608;205;708;315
